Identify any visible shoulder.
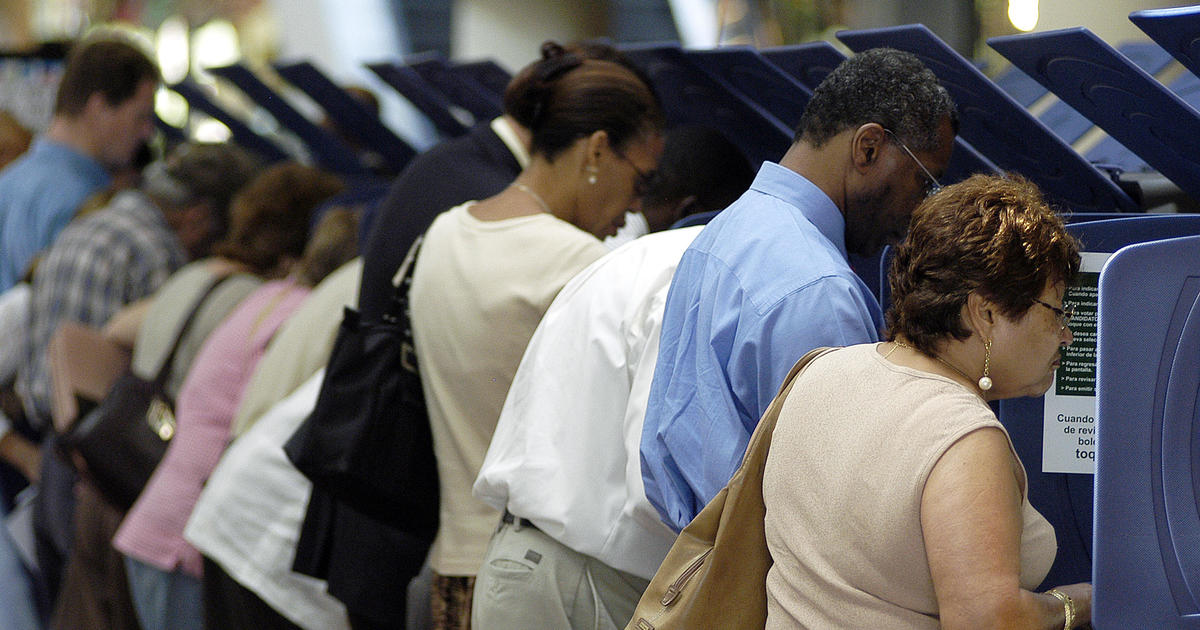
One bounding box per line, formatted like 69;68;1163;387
74;193;173;245
529;215;608;258
158;263;259;307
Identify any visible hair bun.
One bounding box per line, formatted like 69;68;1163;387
540;41;566;60
535;42;583;83
525;41;585;128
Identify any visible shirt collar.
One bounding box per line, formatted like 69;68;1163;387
490;117;530;169
749;161;846;259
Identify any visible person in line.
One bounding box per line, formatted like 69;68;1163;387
469;125;753;629
287;41;659;630
17;143;259;472
641;47;958;531
410;41;664;629
0;35;158;293
106;164;346;630
763;174;1091;629
604;124;753;246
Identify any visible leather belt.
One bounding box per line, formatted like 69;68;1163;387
501;510;539;531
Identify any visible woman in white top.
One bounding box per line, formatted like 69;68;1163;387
763;174;1092;629
408;41;664;630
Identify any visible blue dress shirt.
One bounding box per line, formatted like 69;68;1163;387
0;138;110;292
641;162;884;531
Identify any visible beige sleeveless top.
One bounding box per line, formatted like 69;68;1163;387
762;343;1055;629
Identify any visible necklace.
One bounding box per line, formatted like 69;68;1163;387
513;183;552;214
892;340;979;391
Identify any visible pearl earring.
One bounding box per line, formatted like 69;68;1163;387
978;338;993;391
586;166;598;185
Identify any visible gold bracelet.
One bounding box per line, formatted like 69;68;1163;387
1047;588;1075;630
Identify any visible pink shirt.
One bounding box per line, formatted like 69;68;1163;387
114;279;311;577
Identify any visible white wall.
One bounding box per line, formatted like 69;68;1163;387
265;0;436;148
1035;0;1179;44
451;0;605;72
0;0;34;51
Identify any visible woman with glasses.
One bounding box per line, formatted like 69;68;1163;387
762;173;1092;629
408;41;664;629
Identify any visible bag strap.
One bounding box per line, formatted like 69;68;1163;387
739;346;838;467
386;234;424;324
150;271;238;390
387;235;425;374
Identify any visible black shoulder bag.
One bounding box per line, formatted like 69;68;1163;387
284;236;438;539
65;272;234;510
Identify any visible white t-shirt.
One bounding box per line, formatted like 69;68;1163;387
0;283;30;438
474;226;701;579
411;202;609;576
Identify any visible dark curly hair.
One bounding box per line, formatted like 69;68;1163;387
797;47;957;152
885;173;1081;356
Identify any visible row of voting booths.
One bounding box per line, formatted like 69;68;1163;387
160;6;1200;628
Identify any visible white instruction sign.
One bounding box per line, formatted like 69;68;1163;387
1042;252;1110;474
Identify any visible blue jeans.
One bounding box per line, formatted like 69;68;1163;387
0;516;42;630
124;556;203;630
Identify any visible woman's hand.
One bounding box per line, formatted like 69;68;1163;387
1042;582;1091;629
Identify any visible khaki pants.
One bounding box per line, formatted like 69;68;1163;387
471;519;649;630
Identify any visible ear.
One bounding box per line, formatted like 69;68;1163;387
672;194;698;218
583;129;611;169
964;291;997;337
81;92;112;120
850;123;887;172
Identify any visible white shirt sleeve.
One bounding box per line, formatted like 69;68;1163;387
0;283;31;387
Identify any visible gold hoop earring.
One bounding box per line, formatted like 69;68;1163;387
978;338;993;391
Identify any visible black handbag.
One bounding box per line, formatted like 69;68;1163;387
284;236;438;539
64;272;233;510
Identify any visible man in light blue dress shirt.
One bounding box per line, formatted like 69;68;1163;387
641;48;960;531
0;37;158;293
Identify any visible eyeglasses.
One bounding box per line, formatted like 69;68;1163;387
1032;298;1075;331
883;128;942;197
615;151;657;197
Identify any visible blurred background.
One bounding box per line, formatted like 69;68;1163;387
0;0;1180;158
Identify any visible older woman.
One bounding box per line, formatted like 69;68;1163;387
762;174;1092;629
409;41;663;629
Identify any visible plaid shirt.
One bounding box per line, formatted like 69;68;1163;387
18;189;187;428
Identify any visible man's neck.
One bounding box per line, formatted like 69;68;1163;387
777;139;846;212
43;116;102;164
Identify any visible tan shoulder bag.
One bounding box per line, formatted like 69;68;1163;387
628;346;837;630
